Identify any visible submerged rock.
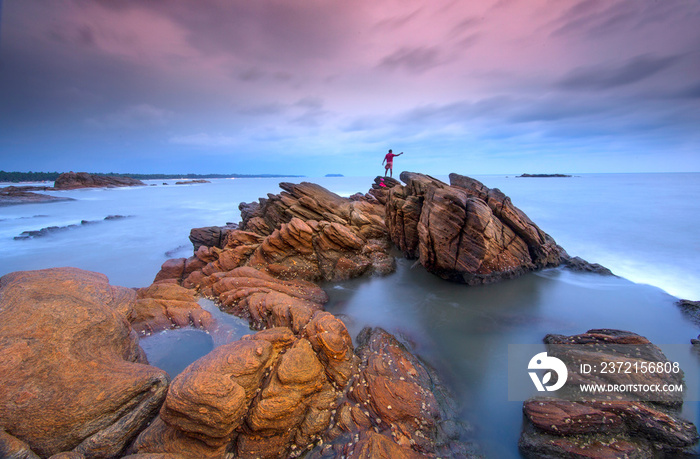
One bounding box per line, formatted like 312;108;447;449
0;186;75;206
54;172;145;190
0;268;169;458
386;172;565;285
519;329;698;458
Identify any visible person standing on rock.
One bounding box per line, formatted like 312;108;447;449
382;149;403;178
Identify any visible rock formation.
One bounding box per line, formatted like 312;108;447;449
0;268;169;458
519;329;698;458
53;172;145;190
155;181;395;285
385;172;565;285
314;327;477;458
130;282;215;335
0;186;75;206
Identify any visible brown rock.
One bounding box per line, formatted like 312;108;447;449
153;258;186;283
53;172;145;190
131;283;214;335
0;268;169;458
0;428;41;459
385;172;564;285
520;329;699;458
320;327;477;458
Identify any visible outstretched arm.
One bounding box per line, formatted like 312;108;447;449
398;152;404;156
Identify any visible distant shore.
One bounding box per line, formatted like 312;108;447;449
0;171;305;183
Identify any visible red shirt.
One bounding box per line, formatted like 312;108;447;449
384;153;398;162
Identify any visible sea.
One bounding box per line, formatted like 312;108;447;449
1;172;699;457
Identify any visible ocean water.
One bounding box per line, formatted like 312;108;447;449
1;173;699;457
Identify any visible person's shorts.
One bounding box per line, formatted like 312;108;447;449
385;162;393;170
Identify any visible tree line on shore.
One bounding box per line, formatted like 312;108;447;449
0;171;303;183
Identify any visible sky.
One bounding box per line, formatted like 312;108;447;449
0;0;699;176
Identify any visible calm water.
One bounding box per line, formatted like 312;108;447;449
1;173;699;457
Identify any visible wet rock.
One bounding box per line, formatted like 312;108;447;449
0;186;74;206
175;180;210;185
189;224;239;252
677;299;700;327
519;329;698;458
0;268;169;458
317;328;479;458
561;255;614;276
53;172;145;189
131;283;215;335
386;172;564;285
133;324;354;459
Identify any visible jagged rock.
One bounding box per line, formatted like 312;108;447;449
677;299;700;327
519;329;698;458
385;172;564;285
133;322;354;459
367;176;401;205
154;182;394;285
0;268;169;458
189;224;239;252
130;283;215;335
53;172;145;189
239;181;388;241
561;255;613;275
316;328;478;458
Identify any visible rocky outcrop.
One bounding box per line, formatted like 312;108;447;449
130;282;215;335
189;223;239;252
54;172;145;190
560;255;614;275
0;186;75;206
155;181;395;285
519;329;698;458
315;327;478;458
0;268;169;458
14;216;131;240
175;180;210;185
132;315;357;458
385;172;564;285
678;299;700;327
367;176;401;205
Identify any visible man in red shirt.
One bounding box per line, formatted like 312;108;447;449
382;149;403;178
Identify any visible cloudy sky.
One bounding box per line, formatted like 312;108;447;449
1;0;698;176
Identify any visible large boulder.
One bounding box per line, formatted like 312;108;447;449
0;268;169;458
519;329;698;458
54;172;145;190
385;172;564;285
133;321;356;458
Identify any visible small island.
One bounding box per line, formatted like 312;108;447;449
517;173;572;178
